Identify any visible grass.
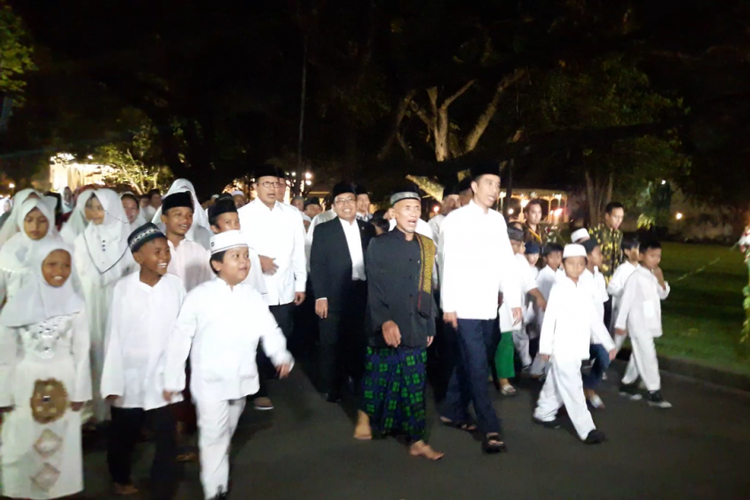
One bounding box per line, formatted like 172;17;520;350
656;242;750;375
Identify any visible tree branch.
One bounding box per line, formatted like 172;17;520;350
378;89;416;160
441;80;476;109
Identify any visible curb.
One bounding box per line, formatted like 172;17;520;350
616;348;750;393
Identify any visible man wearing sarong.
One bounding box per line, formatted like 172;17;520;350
354;186;444;461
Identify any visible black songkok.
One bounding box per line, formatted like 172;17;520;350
304;197;321;209
582;238;600;255
507;226;525;242
470;163;501;181
208;198;237;221
255;164;281;180
354;185;369;196
162;191;194;214
128;222;166;253
331;182;355;200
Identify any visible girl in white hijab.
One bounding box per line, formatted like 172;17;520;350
0;197;59;306
120;192;147;233
73;189;137;422
60;188;95;246
0;188;42;246
152;179;212;249
0;239;91;500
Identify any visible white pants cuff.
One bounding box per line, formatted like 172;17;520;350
534;359;596;440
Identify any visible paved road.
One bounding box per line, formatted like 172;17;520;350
76;362;750;500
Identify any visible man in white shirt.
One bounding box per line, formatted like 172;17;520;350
310;183;376;402
438;164;521;454
355;184;372;222
161;192;213;292
238;165;307;410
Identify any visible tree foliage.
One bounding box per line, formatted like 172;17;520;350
0;0;34;97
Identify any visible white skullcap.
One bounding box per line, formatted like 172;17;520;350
231;190;245;197
210;230;247;255
563;243;587;259
570;228;590;243
211;194;220;200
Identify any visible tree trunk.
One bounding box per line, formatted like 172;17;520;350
435;107;451;162
378;90;416;160
585;170;599;226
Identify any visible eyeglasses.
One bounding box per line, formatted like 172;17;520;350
335;197;356;205
260;181;280;189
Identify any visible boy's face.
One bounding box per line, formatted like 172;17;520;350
563;256;587;281
640;247;662;270
121;197;139;224
162;207;194;237
233;194;247;209
134;238;171;276
510;239;525;255
546;251;562;270
42;250;72;287
213;246;250;285
624;246;639;262
587;245;603;268
211;212;240;233
525;253;540;267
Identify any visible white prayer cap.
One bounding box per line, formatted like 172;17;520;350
570;228;590;243
211;194;220;200
209;230;247;255
231;190;245;197
563;243;586;259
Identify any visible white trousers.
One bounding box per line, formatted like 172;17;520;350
195;398;247;499
512;329;533;367
534;358;595;440
622;336;661;392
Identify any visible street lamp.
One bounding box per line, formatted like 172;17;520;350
8;183;14;189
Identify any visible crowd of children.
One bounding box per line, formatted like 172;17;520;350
0;179;674;500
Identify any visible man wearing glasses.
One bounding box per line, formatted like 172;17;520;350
309;182;376;404
238;164;308;411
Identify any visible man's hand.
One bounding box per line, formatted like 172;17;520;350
315;298;328;319
615;328;627;337
608;349;617;361
163;390;177;402
537;297;547;312
294;292;306;306
427;336;434;348
105;395;119;403
512;307;523;325
443;312;458;329
71;402;85;412
540;354;550;362
259;256;278;275
277;363;292;378
382;320;402;348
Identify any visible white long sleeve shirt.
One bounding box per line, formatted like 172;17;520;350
499;253;539;332
428;214;445;248
167;238;213;292
539;276;615;361
440;201;520;320
339;218;366;280
163;278;294;402
534;265;559;330
614;267;670;338
101;273;186;410
580;267;609;322
306;209;337;272
238;199;307;306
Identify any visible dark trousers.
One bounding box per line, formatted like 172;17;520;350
108;406;177;494
318;281;367;396
440;319;502;435
583;344;611;389
603;296;613;331
255;302;296;398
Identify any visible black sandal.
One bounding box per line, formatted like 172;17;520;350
439;417;478;433
482;433;507;454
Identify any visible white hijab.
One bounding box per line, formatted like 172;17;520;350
0;188;42;246
60;188;95;245
0;197;60;272
0;239;84;327
80;189;131;278
152;179;212;248
120;191;147;233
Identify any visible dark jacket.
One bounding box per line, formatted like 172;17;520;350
310;217;376;312
365;229;437;348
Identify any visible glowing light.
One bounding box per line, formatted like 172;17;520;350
661;180;666;185
87;155;94;160
304;172;312;180
521;199;529;208
305;180;312;186
676;212;683;220
499;192;506;198
554;193;562;200
508;208;514;215
8;183;14;189
554;208;563;217
291;172;297;177
433;205;440;213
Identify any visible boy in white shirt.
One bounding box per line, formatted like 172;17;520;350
163;231;294;500
533;244;615;444
615;239;672;408
607;236;640;347
524;242;540;280
580;239;611;409
101;223;186;497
